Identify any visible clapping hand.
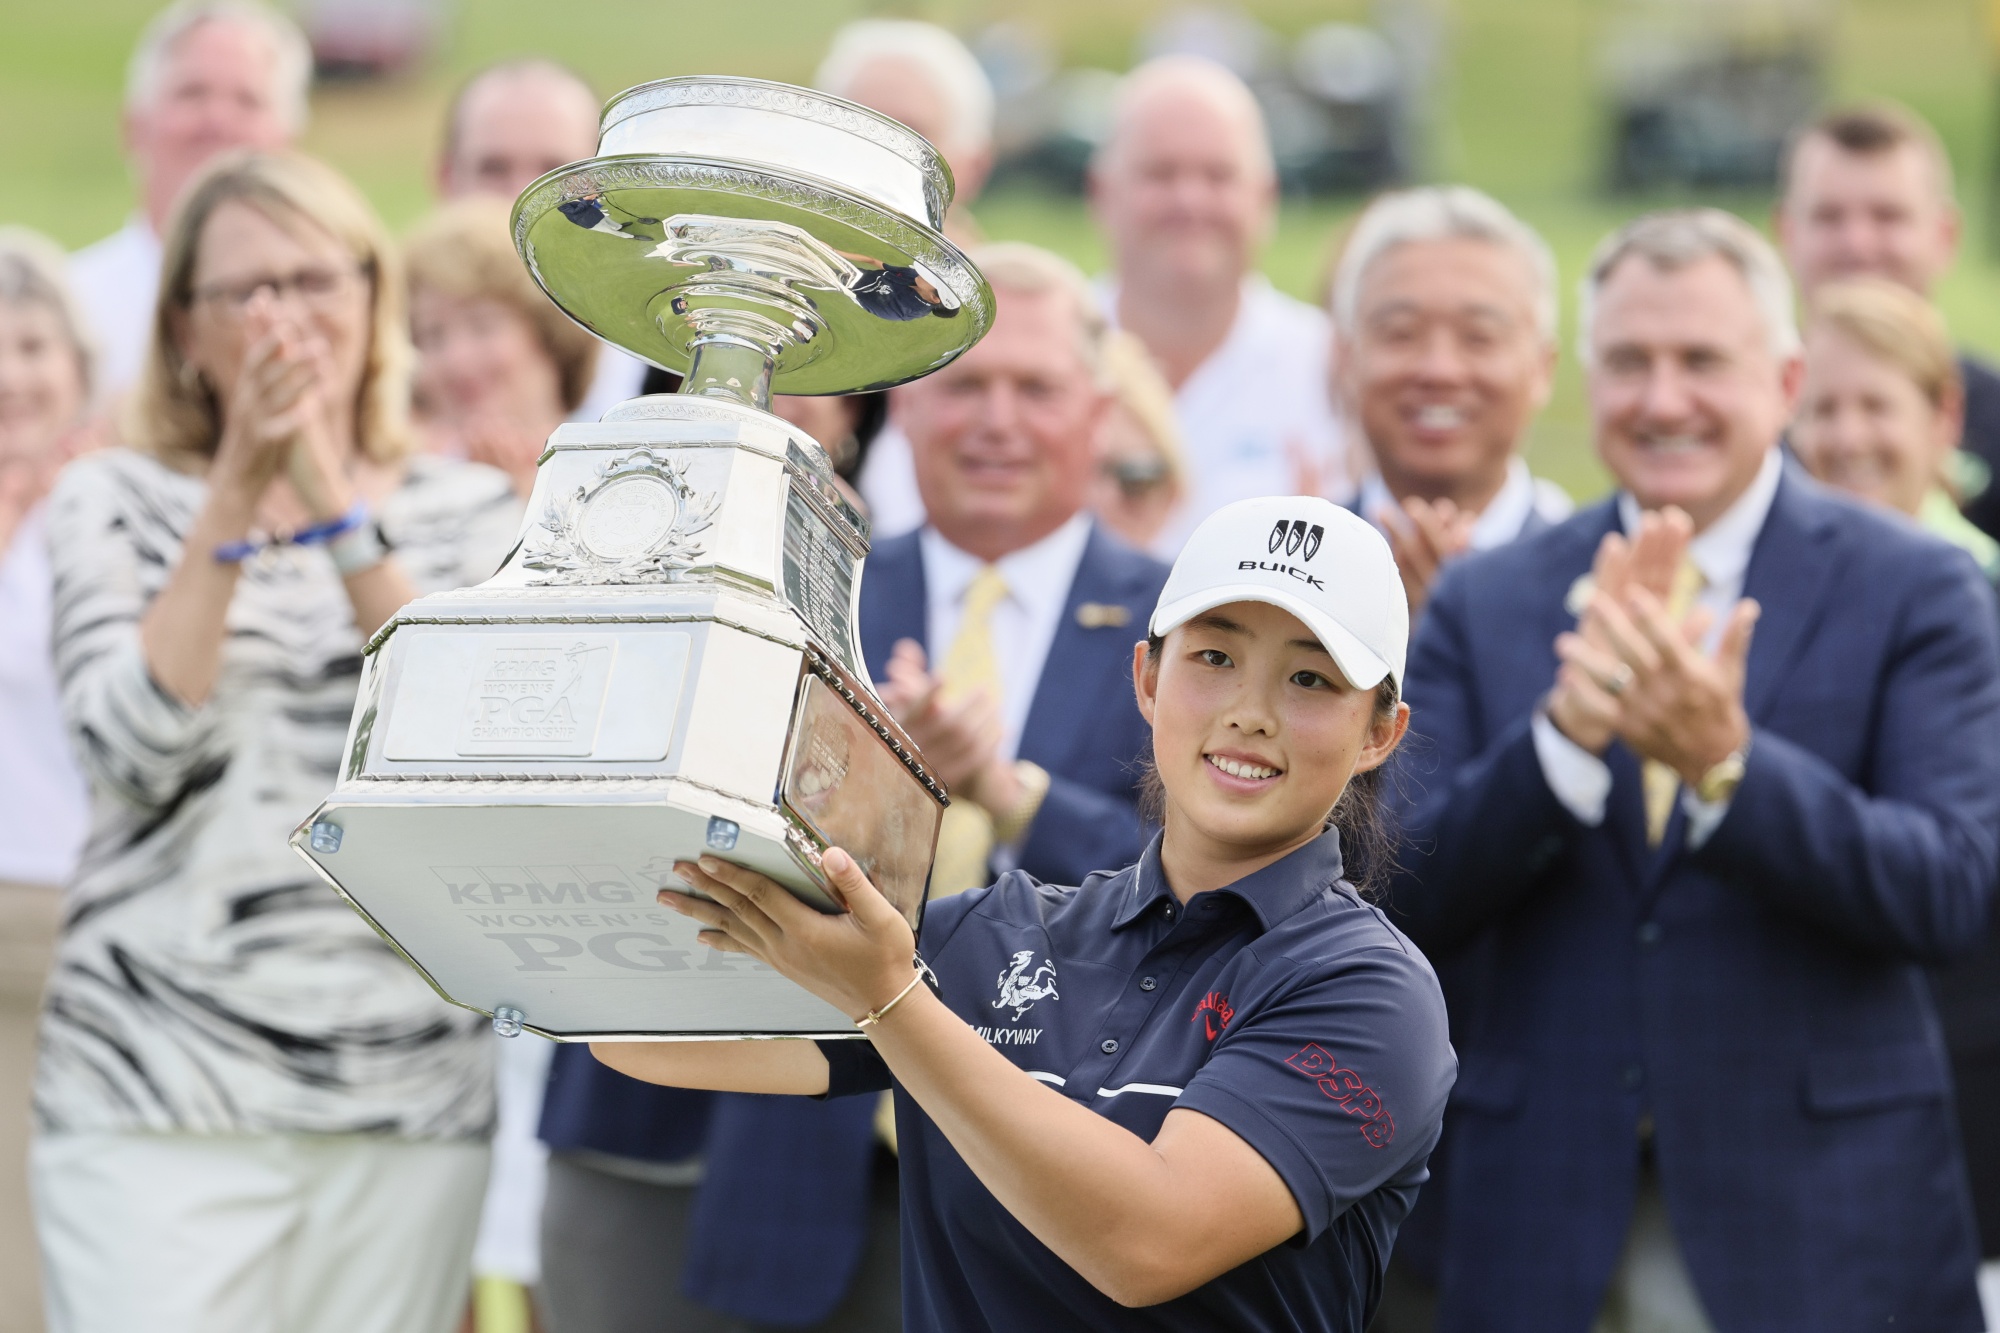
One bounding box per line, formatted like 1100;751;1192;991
877;639;1010;802
459;411;546;498
210;291;353;523
1549;507;1756;781
1377;495;1477;612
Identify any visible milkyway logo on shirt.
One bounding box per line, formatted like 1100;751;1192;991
1285;1043;1396;1148
993;950;1059;1021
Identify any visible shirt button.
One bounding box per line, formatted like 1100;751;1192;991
1636;921;1663;947
1100;1038;1120;1055
1138;977;1157;992
1619;1063;1644;1092
1162;905;1176;921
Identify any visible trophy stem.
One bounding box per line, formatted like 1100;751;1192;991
681;337;776;412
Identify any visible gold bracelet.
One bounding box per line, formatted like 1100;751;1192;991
855;958;936;1030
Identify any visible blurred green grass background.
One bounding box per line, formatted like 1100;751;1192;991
1;0;1993;500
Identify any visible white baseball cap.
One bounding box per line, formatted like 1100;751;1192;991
1150;496;1409;691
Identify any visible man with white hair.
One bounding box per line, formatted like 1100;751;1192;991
1088;55;1345;554
1331;186;1572;612
814;19;994;237
1390;208;2000;1331
70;0;309;400
824;19;999;537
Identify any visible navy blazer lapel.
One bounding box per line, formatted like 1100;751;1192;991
1737;470;1844;722
1640;469;1843;892
1018;523;1146;778
858;531;929;684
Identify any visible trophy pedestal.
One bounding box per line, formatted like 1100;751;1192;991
294;403;946;1040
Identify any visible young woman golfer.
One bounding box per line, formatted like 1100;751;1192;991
599;496;1456;1332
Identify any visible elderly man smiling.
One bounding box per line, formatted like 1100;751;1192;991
69;0;309;401
1392;209;2000;1332
1330;187;1573;612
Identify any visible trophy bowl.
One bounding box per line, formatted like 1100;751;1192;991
290;77;991;1041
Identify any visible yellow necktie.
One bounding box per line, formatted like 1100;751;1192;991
929;566;1008;897
1642;558;1705;846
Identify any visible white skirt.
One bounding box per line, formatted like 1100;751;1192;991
31;1131;489;1333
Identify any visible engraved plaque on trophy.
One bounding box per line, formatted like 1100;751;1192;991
290;77;992;1040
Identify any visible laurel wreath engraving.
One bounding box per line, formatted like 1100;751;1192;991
521;449;721;586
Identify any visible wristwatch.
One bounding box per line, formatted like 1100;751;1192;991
1692;741;1749;804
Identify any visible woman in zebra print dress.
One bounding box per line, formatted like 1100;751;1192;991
31;152;523;1333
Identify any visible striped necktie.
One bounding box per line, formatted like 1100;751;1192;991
929;566;1009;897
1642;558;1706;847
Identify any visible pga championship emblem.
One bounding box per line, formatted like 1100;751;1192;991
994;950;1059;1021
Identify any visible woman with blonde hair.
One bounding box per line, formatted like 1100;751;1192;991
0;225;96;1330
1792;276;1997;574
406;195;599;496
1087;330;1187;552
32;151;521;1333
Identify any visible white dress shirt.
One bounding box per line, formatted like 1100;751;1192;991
69;218;163;404
917;513;1093;762
1359;456;1574;553
1531;447;1783;845
1104;275;1349;556
856;420;923;540
859;277;1351;552
0;507;90;885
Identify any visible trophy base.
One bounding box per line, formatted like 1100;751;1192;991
295;792;861;1040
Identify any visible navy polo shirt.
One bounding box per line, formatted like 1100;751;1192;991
820;830;1455;1333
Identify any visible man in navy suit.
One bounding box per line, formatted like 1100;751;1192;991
1393;208;2000;1332
537;243;1169;1332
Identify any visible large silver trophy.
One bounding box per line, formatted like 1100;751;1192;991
292;77;992;1041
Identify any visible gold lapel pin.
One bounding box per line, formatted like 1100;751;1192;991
1075;602;1132;629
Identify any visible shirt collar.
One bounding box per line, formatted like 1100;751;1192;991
1357;456;1537;553
1616;446;1783;591
919;512;1093;617
1111;828;1346;932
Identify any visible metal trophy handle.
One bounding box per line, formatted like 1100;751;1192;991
290;77;991;1042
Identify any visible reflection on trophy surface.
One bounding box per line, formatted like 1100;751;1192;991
291;76;993;1040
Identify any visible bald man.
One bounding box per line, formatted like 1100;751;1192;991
1089;55;1346;553
434;59;645;424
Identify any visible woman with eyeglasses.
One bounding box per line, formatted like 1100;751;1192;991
31;151;522;1333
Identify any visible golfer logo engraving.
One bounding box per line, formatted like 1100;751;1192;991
1267;519;1325;560
457;638;616;757
994;950;1059;1021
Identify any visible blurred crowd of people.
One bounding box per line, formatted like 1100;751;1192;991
5;3;2000;1332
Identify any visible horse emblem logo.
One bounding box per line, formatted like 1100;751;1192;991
993;950;1059;1021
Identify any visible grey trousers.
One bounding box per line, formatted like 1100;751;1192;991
538;1152;901;1333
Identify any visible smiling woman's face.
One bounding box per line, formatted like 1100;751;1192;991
1135;599;1407;865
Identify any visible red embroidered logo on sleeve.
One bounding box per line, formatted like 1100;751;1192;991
1192;991;1235;1040
1284;1043;1396;1147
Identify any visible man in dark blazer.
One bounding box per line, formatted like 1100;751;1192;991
1394;209;2000;1332
537;242;1169;1331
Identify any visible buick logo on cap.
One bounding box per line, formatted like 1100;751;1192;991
1268;519;1324;561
